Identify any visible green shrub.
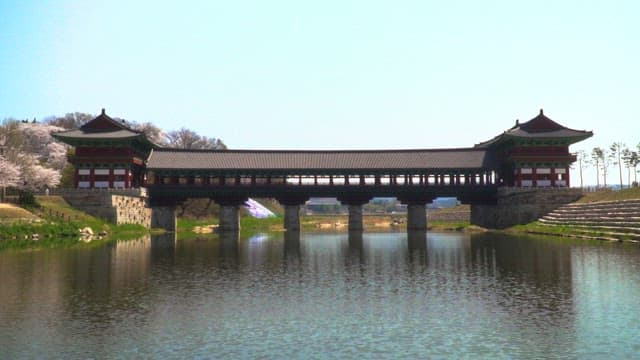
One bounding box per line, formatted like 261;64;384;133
18;191;37;207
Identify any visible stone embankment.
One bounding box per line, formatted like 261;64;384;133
538;199;640;242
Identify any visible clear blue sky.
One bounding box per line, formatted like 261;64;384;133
1;1;639;183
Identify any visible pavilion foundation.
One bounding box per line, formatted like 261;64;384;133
151;206;177;232
470;187;583;229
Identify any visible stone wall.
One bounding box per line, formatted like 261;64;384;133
471;187;583;229
63;190;151;228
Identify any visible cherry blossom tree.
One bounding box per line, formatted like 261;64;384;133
16;154;61;192
0;156;20;202
19;122;68;171
133;122;168;146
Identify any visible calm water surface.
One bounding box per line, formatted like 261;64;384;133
1;231;639;359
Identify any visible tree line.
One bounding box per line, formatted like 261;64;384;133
576;143;640;189
0;112;226;202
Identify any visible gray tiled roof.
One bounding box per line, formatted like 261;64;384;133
147;148;496;171
476;110;592;148
53;128;143;140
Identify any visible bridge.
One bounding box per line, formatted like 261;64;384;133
53;109;592;231
145;147;499;230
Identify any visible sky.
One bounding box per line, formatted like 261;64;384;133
1;1;639;185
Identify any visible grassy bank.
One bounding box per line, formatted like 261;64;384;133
505;222;634;242
0;197;150;251
576;187;640;203
505;188;640;242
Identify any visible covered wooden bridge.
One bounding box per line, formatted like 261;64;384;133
145;147;500;230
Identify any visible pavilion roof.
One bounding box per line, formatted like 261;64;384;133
52;109;157;148
475;109;593;148
147;147;497;172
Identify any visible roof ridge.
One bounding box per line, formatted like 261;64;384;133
153;147;485;153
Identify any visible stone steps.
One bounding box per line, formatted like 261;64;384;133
540;217;640;227
538;198;640;240
538;218;640;233
537;222;640;242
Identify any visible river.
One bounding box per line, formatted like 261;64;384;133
1;231;639;358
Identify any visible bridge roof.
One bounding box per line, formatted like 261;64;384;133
147;148;497;172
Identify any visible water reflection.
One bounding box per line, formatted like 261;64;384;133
407;230;427;265
1;232;640;358
283;230;301;266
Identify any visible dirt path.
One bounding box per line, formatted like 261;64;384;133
0;203;39;220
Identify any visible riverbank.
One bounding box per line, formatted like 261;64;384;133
504;188;640;242
178;211;478;237
0;197;153;251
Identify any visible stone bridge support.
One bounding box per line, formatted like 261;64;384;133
151;206;177;232
399;196;434;232
215;197;248;232
338;196;372;231
406;204;427;231
277;196;309;231
219;205;241;231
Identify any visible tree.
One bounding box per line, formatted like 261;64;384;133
0;155;20;202
601;150;610;188
17;154;61;192
0;119;66;192
166;127;227;150
610;142;626;189
591;147;604;188
576;150;588;189
44;112;94;129
133;122;168;146
18;122;68;171
624;150;639;186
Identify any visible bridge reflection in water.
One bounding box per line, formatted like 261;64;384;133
3;231;640;358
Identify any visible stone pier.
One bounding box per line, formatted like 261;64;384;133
284;205;301;230
338;196;371;231
399;196;434;232
219;205;241;231
151;206;177;232
277;196;309;231
406;204;427;231
214;196;248;232
347;204;364;231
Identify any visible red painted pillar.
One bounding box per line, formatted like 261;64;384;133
74;168;79;188
565;166;570;187
532;168;537;187
516;168;522;187
550;168;556;187
109;169;114;189
89;168;95;189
